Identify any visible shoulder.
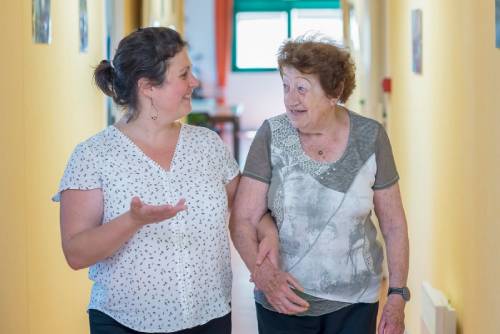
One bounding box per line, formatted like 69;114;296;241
72;127;112;156
349;110;381;134
182;124;222;143
181;124;229;155
267;113;289;131
348;109;384;146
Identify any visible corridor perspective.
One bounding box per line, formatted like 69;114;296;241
1;1;499;334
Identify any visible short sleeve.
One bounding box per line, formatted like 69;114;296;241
52;142;102;202
242;121;272;184
211;132;240;185
373;125;399;190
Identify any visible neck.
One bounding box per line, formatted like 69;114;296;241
117;110;180;143
299;105;346;137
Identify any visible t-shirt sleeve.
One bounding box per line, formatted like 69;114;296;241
52;142;102;202
373;124;399;190
242;121;272;184
211;131;240;185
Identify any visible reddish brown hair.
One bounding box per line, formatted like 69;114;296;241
277;36;356;103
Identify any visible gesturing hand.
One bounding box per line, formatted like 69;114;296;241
129;196;187;227
252;258;309;315
378;295;405;334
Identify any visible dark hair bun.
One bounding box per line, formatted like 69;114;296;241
94;60;115;98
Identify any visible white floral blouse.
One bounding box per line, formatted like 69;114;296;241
53;124;239;332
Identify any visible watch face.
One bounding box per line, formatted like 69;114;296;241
401;287;411;301
389;287;411;301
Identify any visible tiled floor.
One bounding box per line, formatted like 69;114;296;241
230;243;259;334
228;132;260;334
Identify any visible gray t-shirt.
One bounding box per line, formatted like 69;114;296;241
243;110;399;316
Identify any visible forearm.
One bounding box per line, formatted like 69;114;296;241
230;217;260;273
383;223;409;287
256;213;278;241
63;212;140;270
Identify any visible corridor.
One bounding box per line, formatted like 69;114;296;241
1;1;500;334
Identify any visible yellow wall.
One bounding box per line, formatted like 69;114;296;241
0;1;105;333
0;1;28;333
124;0;142;35
386;1;500;333
141;0;184;34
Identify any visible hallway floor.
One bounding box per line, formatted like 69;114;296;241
230;243;259;334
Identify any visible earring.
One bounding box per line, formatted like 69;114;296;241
150;98;159;120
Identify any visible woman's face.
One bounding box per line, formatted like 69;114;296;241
281;66;333;132
151;48;199;120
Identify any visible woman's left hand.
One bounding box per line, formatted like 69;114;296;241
378;295;405;334
252;258;309;315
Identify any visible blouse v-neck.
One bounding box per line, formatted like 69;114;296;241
111;123;184;174
295;109;353;166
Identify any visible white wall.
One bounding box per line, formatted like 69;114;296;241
345;0;385;123
227;72;285;130
184;0;217;97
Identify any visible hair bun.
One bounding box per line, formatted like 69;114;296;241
94;59;116;98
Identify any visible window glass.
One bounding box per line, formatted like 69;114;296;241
235;11;288;69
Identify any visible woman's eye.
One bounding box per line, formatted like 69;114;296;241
283;84;290;92
180;72;188;79
297;86;306;93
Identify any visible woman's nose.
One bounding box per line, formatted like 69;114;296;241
190;74;200;88
285;91;299;105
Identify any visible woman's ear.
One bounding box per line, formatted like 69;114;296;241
137;78;154;99
333;81;344;102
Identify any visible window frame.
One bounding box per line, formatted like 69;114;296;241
232;0;341;72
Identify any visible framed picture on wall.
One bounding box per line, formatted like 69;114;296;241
79;0;88;53
496;0;500;48
411;9;422;74
32;0;51;44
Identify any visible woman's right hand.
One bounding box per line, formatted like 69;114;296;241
255;234;281;268
252;258;309;315
129;196;187;227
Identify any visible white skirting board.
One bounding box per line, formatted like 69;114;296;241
420;281;457;334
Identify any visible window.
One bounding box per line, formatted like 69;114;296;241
232;0;342;71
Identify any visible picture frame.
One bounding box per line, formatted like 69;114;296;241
32;0;51;44
79;0;88;53
411;9;423;74
496;0;500;48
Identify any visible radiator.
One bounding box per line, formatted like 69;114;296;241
420;282;457;334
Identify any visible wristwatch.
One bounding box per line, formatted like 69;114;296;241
388;286;411;301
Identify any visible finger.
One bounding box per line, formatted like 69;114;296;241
270;300;287;314
174;198;187;209
151;202;185;219
285;273;304;292
145;204;173;217
385;324;396;334
378;317;386;334
268;248;280;268
283;288;309;308
281;298;308;314
170;203;187;214
256;240;270;266
130;196;142;212
171;200;187;213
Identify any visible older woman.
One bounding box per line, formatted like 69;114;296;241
53;27;241;334
230;36;409;334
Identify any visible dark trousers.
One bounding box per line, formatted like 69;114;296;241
256;302;378;334
89;309;231;334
